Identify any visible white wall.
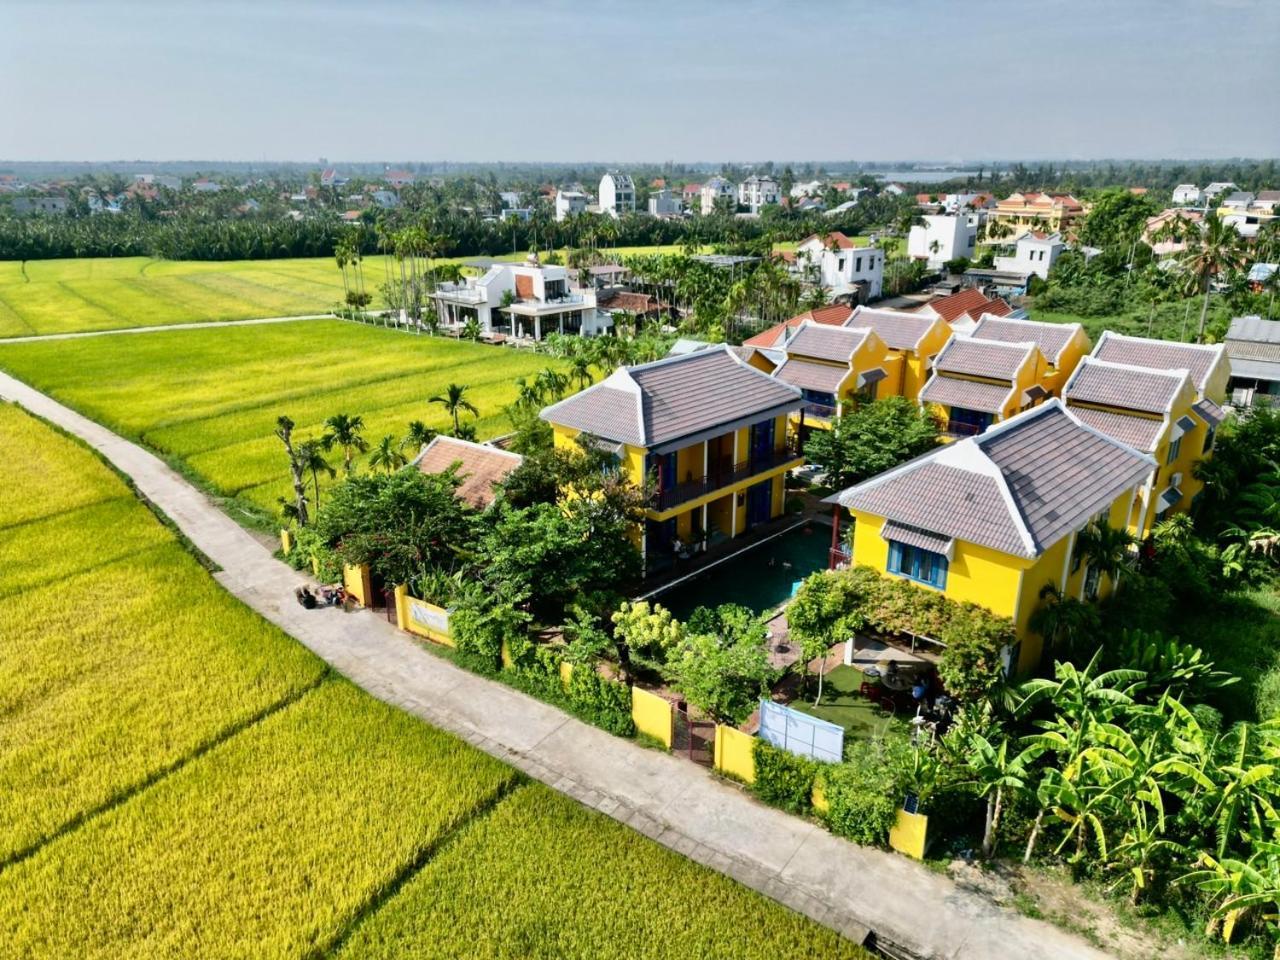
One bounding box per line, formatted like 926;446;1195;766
907;215;977;267
994;237;1064;279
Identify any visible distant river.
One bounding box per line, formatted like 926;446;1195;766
870;170;980;183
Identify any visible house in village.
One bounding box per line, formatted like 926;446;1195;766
554;189;589;221
988;193;1084;235
919;336;1049;438
916;287;1016;336
1224;314;1280;407
968;314;1090;397
827;400;1156;675
993;231;1066;280
770;322;893;431
1142;208;1203;256
599;172;635;218
1172;184;1203;206
793;232;884;300
907;214;979;268
540;346;804;575
412;436;522;510
738;175;781;214
1092;331;1230;403
699;176;736;214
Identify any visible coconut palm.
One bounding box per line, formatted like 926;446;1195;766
368;434;408;473
400;419;437;455
1181;214;1246;342
321;412;368;475
534;367;570;403
296;439;335;512
429;382;479;437
567;353;595;392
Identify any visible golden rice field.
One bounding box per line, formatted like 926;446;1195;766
0;403;866;958
0;246;696;338
0;319;559;518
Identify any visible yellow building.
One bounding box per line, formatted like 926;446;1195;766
1064;355;1226;537
919;335;1049;438
988;192;1085;236
771;321;895;432
969;314;1090;397
540;344;804;575
845;305;952;400
830;400;1156;675
1091;331;1230;404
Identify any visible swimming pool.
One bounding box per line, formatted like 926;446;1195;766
650;520;833;619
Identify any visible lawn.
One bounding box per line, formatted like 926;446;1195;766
790;665;905;742
0;403;868;959
0;319;558;519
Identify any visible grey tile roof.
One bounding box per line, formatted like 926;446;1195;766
784;324;868;362
1065;406;1165;452
970;315;1081;364
935;337;1031;380
1093;333;1222;393
1065;357;1186;415
541;345;801;449
881;520;954;556
836;401;1154;557
774;357;849;393
845;306;938;351
919;375;1013;414
1193;398;1226;427
1226;314;1280;344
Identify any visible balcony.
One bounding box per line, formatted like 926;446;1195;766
652;441;801;512
801;400;838;421
433;283;486;304
942;419;984;438
505;292;586;314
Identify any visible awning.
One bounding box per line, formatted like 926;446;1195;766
857;367;888;389
1158;486;1183;512
1193;398;1226;427
881;520;955;560
1170;414;1196;440
1022;384;1048;404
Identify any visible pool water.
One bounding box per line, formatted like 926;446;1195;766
653;521;833;619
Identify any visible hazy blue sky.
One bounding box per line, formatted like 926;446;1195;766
4;0;1277;162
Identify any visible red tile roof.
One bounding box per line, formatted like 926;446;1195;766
416;437;522;509
799;231;855;250
743;304;854;348
925;288;996;325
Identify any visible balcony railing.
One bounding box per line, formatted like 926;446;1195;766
801;401;838;420
434;283;486;303
651;442;801;511
942;419;984;438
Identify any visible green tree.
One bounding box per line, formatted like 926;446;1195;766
429;382;479;437
321;412;369;475
296;439;335;513
786;571;868;705
803;397;940;488
274;415;310;526
668;610;776;725
1181;214;1246;342
400;419;437;454
368;434;408;473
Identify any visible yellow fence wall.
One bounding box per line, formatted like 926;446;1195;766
713;725;757;783
889;810;929;859
631;688;674;748
342;563;373;607
394;584;454;646
280;528;293;555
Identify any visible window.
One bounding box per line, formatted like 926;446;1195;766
888;541;948;589
1083;563;1101;601
1167;434;1182;464
855;256;863;272
1204;425;1216;452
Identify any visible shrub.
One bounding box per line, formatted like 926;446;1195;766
566;664;635;737
821;738;914;846
751;740;819;814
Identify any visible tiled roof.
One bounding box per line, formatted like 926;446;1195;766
596;289;669;315
970;315;1082;364
415;437;522;509
541;345;801;451
1066;406;1165;453
1066;356;1189;415
800;231;855;250
1193;398;1226;427
784;323;869;362
935;337;1032;380
926;288;993;325
1227;314;1280;345
845;306;939;351
835;401;1155;558
920;375;1013;414
1092;332;1224;394
1257;190;1280;202
742;303;853;348
774;358;849;393
881;520;954;556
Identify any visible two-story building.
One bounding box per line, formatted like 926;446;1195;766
907;214;979;268
993;231;1066;280
845;306;952;399
431;254;610;340
917;287;1016;336
771;321;893;431
599;172;635;218
1062;356;1221;535
988;193;1084;236
828;400;1156;674
794;233;885;300
1172;184;1203;206
540;345;805;574
554;189;588;221
919;336;1048;438
1092;331;1230;403
969;314;1090;397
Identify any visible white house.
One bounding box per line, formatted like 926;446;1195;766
882;182;907;196
738;175;781;214
598;172;635;218
384;169;416;188
1172;184;1203;205
430;254;611;341
371;190;399;209
647;186;682;216
907;214;979;268
794;232;884;300
1204;182;1238;202
319;168;349;188
191;178;221;193
1221;191;1256;211
554;189;588;221
790;179;824;199
700;176;736;215
994;231;1066;280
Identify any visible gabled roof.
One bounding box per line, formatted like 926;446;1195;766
414;436;522;509
934;336;1035;381
970;314;1084;364
1065;356;1190;416
774;358;850;394
832;400;1155;558
919;375;1015;415
799;231;855;250
540;345;801;453
784;322;871;363
925;287;996;325
742;303;854;348
1065;406;1166;453
1092;331;1225;396
844;306;941;351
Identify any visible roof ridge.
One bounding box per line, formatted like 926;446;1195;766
1097;330;1224;355
422;435;523;461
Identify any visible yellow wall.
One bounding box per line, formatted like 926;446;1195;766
394;584;455;646
899;318;952;401
631;687;675;748
1042;329;1089;397
889;810;930;859
746;350;776;374
713;724;757;783
342;563;373;608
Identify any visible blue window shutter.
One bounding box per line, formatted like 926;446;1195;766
888;541;902;574
933;554;948;588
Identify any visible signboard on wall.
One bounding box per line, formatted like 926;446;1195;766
409;600;450;636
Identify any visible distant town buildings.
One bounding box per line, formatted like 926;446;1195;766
699;176;735;215
738;175;781;214
647;186;682;216
554;188;588;222
598;172;635;218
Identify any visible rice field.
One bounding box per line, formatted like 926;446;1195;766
0;403;869;958
0;246;697;338
0;319;558;517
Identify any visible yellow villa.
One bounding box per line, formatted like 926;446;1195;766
845;306;952;400
829;400;1156;674
771;321;893;432
539;345;804;574
919;335;1048;438
969;314;1090;397
988;192;1085;236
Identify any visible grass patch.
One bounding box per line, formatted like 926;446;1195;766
789;665;907;741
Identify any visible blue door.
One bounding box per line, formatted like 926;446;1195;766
746;480;772;529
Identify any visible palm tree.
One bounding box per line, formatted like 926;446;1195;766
534;367;569;403
567;353;595;392
296;439;335;512
1181;214;1246;342
428;382;479;437
368;434;408;473
1074;520;1136;593
400;419;437;455
274;415;309;526
321;412;368;475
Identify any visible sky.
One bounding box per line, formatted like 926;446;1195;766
3;0;1278;164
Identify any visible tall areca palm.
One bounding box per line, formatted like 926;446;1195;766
429;382;479;437
400;419;437;455
368;434;408;473
1181;214;1246;342
321;412;368;475
1075;520;1136;593
567;353;595;392
296;439;335;512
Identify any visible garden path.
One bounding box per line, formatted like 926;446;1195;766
0;369;1109;960
0;312;332;342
